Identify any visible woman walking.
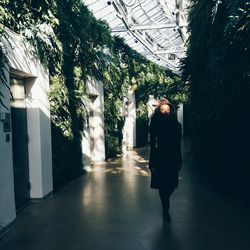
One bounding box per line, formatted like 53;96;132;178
149;99;182;223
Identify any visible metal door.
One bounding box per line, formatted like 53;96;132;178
10;75;30;211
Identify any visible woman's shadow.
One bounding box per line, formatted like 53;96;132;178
151;224;180;250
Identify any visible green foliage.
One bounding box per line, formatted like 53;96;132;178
183;0;250;203
129;50;186;146
0;2;8;109
136;103;149;147
0;0;188;188
134;67;185;146
48;0;112;187
102;46;126;158
49;75;72;138
0;0;113;188
0;46;8;110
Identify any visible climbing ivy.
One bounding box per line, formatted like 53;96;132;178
0;0;187;188
104;37;187;149
183;0;250;203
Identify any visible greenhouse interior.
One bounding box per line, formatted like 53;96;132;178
0;0;249;249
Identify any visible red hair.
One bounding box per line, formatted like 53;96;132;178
158;98;172;107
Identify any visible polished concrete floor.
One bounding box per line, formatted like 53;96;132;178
1;138;250;250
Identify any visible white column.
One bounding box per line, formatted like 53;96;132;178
26;73;53;198
92;84;105;162
84;78;105;164
177;103;184;135
124;90;136;149
147;95;158;118
0;67;16;229
82;99;92;170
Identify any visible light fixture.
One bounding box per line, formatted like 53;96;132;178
168;53;176;60
172;9;180;15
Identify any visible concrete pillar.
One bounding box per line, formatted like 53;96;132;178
0;66;16;231
122;90;136;151
25;74;53;198
147;95;158;119
83;77;105;166
82;111;92;170
177;103;184;135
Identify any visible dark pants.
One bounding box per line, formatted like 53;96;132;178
159;189;174;215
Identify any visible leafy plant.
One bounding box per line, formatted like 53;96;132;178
0;0;188;189
183;0;250;203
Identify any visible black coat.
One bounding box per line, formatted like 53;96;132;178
149;109;182;191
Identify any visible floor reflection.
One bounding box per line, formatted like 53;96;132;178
1;139;250;250
151;225;180;250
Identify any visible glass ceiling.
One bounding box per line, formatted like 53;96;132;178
83;0;188;73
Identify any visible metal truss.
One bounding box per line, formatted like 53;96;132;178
83;0;189;71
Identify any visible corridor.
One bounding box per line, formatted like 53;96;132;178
0;138;250;250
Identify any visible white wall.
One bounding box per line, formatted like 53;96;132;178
82;113;91;169
147;95;158;119
122;90;136;152
0;66;16;230
177;103;184;135
82;77;105;166
1;27;53;205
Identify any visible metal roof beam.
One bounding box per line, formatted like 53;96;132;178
176;0;188;42
141;49;186;56
109;0;182;70
111;22;187;32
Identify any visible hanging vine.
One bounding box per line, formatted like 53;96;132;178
0;0;187;188
182;0;250;203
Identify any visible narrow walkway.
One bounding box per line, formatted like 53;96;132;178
1;138;250;250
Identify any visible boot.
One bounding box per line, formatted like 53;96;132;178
163;210;171;223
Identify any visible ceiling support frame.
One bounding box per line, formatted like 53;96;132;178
110;0;184;70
